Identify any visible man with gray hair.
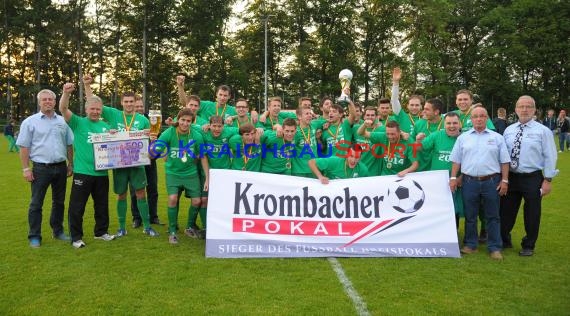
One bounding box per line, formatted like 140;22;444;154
17;89;74;248
501;96;558;256
59;83;116;248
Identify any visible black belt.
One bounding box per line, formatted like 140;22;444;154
511;170;542;177
464;173;499;181
33;161;66;167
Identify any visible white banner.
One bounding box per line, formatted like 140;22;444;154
206;170;460;258
92;131;150;170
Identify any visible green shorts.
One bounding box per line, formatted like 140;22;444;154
166;174;201;198
113;167;147;195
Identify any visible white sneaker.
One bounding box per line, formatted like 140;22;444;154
72;240;86;248
559;150;562;153
94;233;116;241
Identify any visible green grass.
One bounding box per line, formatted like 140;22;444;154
0;136;569;315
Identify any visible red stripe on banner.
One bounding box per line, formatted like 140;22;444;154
342;219;394;247
232;218;374;236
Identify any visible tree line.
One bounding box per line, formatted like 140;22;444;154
1;0;569;120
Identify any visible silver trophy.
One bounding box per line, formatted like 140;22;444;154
337;69;353;107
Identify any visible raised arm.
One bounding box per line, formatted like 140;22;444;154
176;75;188;107
59;83;75;122
83;74;94;98
357;119;374;139
391;67;402;115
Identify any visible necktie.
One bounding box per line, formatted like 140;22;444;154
510;124;525;169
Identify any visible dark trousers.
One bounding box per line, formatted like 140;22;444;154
500;171;543;250
68;173;110;242
130;159;158;221
28;163;68;240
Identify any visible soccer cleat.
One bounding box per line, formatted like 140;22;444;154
143;227;159;237
53;232;71;241
184;227;199;238
29;238;41;248
72;240;86;249
168;234;178;244
116;229;128;237
198;229;206;240
94;233;116;241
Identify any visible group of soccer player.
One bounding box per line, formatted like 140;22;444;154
157;68;481;244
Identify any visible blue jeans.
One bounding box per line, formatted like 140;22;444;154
559;132;569;151
28;163;68;240
462;175;502;252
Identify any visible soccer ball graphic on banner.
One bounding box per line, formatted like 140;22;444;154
387;178;425;213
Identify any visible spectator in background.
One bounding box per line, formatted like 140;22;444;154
557;110;569;152
4;119;19;153
492;107;509;135
542;109;557;135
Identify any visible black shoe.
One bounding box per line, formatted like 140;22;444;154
132;219;142;228
519;248;534;256
151;218;164;225
478;229;488;244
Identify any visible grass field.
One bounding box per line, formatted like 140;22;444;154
0;136;569;315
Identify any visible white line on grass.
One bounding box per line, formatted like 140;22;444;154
328;257;370;316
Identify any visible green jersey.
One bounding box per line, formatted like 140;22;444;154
420;130;458;172
198;100;237;121
321;119;353;157
201;127;238;169
394;110;421;134
454;109;495;132
260;131;293;175
315;156;370;179
352;122;382;176
229;135;262;171
410;117;445;171
256;111;297;131
292;123;320;174
369;132;418;176
68;114;110;176
156;126;204;176
101;106;150;131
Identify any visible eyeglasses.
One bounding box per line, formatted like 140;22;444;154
516;105;535;109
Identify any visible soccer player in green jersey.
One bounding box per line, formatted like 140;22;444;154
229;123;263;171
321;103;357;157
308;146;370;184
352;106;383;175
176;74;237;121
83;74;159;237
390;67;423;134
257;96;297;132
410;98;445;171
260;118;297;175
291;107;320;178
358;120;419;177
59;83;115;248
454;89;495;132
417;112;463;227
225;98;255;128
313;97;333;130
153;109;209;244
